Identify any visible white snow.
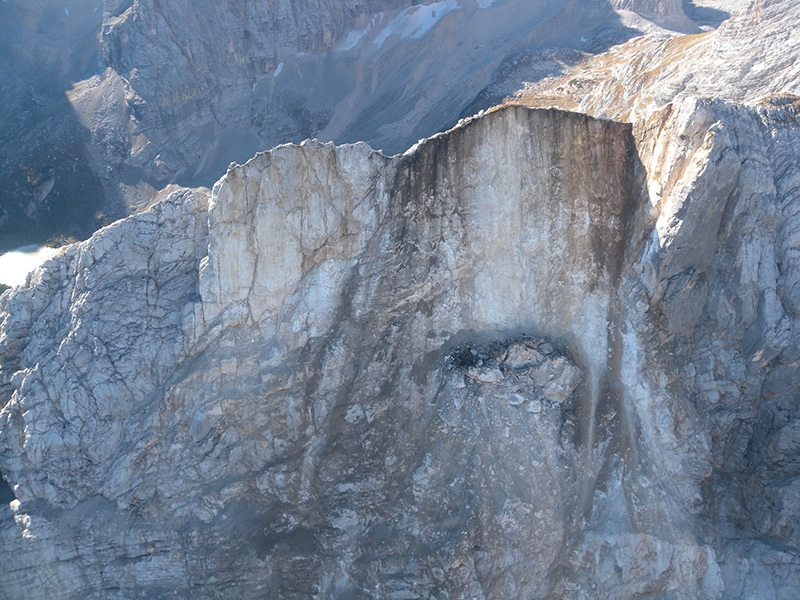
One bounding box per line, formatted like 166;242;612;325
273;62;284;78
338;22;373;52
0;245;60;288
373;1;460;49
477;0;496;8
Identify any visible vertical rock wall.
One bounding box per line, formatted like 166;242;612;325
1;103;799;598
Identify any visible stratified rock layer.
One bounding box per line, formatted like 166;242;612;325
1;102;800;598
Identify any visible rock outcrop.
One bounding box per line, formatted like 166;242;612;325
3;99;800;598
516;0;800;122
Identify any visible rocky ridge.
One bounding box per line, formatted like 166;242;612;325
515;0;800;121
1;0;701;248
83;0;646;191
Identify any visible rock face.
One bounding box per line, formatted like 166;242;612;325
629;95;800;599
516;0;800;122
609;0;696;31
3;101;800;598
87;0;648;191
4;1;800;598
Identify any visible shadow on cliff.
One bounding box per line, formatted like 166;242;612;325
337;0;652;153
0;0;719;252
682;0;730;28
0;0;110;251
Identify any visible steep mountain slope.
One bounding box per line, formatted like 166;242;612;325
0;0;107;249
515;0;800;119
81;0;650;191
3;0;800;598
1;0;695;248
2;98;800;598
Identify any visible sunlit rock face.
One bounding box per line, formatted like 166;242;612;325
1;102;800;599
516;0;800;122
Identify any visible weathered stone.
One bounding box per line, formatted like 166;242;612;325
466;366;505;383
529;355;583;404
2;97;800;599
503;341;546;370
86;0;672;192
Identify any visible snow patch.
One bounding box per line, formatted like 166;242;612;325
338;22;373;52
477;0;496;8
273;62;284;78
0;245;60;288
373;1;460;49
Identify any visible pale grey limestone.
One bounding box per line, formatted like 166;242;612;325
1;99;800;598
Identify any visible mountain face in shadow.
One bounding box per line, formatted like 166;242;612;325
0;0;108;250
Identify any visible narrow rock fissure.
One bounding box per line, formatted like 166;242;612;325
0;471;16;504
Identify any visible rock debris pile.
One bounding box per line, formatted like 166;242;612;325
447;338;582;410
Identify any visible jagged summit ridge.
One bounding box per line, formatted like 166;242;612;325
5;0;794;255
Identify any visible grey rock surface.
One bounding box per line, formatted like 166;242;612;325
516;0;800;121
2;0;703;249
87;0;651;192
5;0;790;251
3;100;800;598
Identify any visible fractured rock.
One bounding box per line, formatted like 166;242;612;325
503;340;547;370
466;366;505;383
1;101;800;598
530;355;583;404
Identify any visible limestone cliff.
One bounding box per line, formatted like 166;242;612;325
2;101;800;598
